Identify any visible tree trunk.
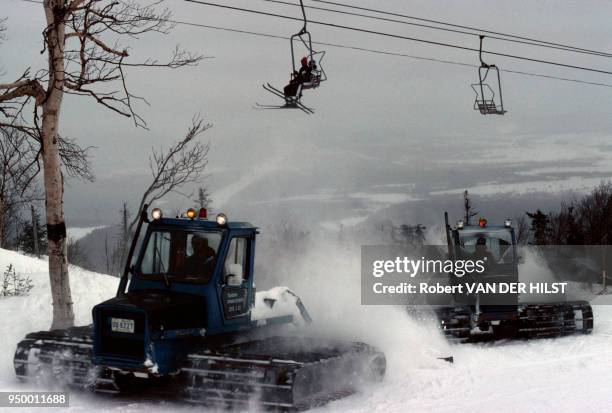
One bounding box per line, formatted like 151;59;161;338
31;205;39;257
42;1;74;329
0;197;5;249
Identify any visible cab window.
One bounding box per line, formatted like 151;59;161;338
223;238;248;283
459;231;513;263
140;229;222;283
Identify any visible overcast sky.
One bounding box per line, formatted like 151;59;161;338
2;0;612;227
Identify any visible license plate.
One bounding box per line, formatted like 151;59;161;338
111;317;135;333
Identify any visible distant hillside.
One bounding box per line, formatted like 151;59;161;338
72;225;121;275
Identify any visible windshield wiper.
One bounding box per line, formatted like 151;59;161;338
160;272;171;288
154;243;171;289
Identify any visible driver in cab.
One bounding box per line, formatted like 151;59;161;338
177;235;216;282
472;237;496;265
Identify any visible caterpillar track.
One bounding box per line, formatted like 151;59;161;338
434;301;594;342
182;336;386;410
13;326;119;394
14;328;385;411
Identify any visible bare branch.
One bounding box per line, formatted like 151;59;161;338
0;123;94;183
0;127;43;247
59;0;205;127
58;136;95;182
2;1;205;131
0;78;45;105
129;115;212;231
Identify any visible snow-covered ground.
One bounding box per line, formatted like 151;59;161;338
0;248;611;412
318;301;612;413
0;249;117;394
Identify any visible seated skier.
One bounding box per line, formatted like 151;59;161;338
283;56;312;99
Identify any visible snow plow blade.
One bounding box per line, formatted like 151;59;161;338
182;336;386;410
435;301;593;342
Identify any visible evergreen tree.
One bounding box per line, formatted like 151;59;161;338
194;187;212;210
526;209;551;245
110;203;131;276
463;190;478;226
18;207;47;255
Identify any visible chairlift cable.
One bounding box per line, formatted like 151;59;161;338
256;0;612;58
308;0;612;58
160;16;612;88
12;0;612;88
183;0;612;76
177;20;612;88
166;15;612;88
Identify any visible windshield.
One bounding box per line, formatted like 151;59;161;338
458;229;514;263
139;229;223;283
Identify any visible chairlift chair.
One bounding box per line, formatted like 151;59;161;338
257;0;326;115
290;27;327;92
471;35;506;115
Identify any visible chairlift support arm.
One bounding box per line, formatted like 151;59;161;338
291;0;314;74
475;35;505;114
299;0;307;33
478;35;490;68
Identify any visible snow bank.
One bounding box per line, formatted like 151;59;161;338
0;248;117;387
252;286;304;323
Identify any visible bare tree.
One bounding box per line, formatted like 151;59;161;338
577;182;612;245
0;128;43;248
514;214;529;245
129;117;211;233
0;18;6;78
67;236;89;268
0;2;203;329
104;234;111;274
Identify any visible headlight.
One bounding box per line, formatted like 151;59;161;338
151;208;163;220
216;213;228;226
186;208;196;219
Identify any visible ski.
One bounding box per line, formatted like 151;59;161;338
262;83;286;99
253;103;287;110
260;83;314;114
255;101;313;115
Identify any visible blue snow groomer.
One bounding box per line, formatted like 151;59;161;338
15;206;385;409
435;212;593;342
